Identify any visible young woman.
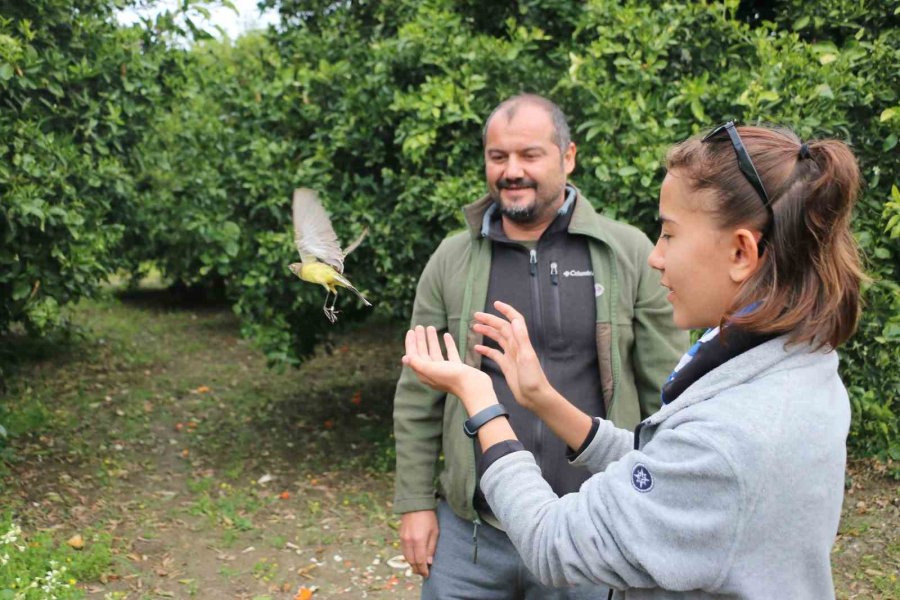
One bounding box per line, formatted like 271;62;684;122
401;123;864;599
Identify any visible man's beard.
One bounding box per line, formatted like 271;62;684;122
491;177;560;223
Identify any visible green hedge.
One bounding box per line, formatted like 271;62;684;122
2;0;897;459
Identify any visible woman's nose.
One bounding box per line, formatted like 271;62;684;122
648;240;665;272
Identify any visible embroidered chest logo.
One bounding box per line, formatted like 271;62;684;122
631;463;654;493
563;269;594;277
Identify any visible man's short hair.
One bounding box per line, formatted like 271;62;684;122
482;94;572;154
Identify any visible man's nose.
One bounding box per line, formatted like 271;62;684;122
505;155;525;179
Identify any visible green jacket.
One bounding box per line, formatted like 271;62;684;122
392;188;688;520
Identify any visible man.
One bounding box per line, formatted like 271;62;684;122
393;94;687;599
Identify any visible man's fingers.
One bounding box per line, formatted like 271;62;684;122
425;527;439;576
444;333;462;363
426;326;444;361
401;534;428;576
407;547;428;577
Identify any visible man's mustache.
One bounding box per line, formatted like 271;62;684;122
497;177;538;190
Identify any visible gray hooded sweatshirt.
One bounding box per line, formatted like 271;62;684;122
480;334;849;599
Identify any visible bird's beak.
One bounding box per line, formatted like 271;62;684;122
288;263;302;276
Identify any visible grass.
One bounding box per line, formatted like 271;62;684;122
0;289;407;598
0;289;896;598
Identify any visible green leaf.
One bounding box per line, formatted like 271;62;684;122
883;322;900;341
618;166;638;177
814;84;834;99
880;108;897;122
0;63;13;81
793;16;809;30
690;99;706;122
12;280;31;301
883;134;897;152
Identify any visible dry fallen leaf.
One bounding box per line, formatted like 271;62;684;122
279;491;290;500
294;587;314;600
195;385;210;394
350;391;362;406
67;534;84;550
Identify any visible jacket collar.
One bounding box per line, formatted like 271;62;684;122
462;183;611;243
644;335;838;427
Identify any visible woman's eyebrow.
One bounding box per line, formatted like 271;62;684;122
658;213;677;225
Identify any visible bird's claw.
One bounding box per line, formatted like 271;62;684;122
324;307;340;323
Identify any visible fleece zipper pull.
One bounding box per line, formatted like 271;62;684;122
550;261;559;286
472;517;481;564
529;249;537;276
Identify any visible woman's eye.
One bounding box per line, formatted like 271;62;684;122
659;232;671;241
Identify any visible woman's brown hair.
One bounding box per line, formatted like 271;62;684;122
666;125;865;349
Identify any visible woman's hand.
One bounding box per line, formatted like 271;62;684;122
402;325;496;415
472;301;555;412
473;301;594;451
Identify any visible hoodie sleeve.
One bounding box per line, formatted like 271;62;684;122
569;417;634;474
481;424;743;592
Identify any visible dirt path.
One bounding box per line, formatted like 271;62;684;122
1;292;897;599
2;293;421;599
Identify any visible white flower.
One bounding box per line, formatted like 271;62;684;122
0;523;22;546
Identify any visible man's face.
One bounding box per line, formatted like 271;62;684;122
483;103;576;224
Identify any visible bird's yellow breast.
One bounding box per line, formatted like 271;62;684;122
299;262;340;285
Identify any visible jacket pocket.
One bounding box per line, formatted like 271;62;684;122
595;322;614;414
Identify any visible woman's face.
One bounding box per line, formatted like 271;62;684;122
648;171;743;330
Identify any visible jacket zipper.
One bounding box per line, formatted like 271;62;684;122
549;261;562;337
529;248;545;467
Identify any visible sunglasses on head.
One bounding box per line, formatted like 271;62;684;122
702;121;773;256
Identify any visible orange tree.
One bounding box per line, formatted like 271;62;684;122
2;0;897;460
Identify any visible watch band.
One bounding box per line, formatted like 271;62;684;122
464;404;509;438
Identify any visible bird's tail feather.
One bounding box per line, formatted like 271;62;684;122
346;284;372;307
333;273;373;307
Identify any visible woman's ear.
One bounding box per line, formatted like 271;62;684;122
729;228;762;283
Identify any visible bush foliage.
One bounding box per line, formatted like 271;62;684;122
1;0;898;458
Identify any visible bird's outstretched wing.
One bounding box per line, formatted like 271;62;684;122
342;227;368;258
292;188;345;272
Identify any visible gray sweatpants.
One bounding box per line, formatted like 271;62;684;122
421;500;610;600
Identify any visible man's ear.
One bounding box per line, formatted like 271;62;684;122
729;228;762;283
563;142;576;175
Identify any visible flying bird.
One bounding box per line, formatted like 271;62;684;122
288;188;372;323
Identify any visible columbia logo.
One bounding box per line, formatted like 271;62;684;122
563;270;593;277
